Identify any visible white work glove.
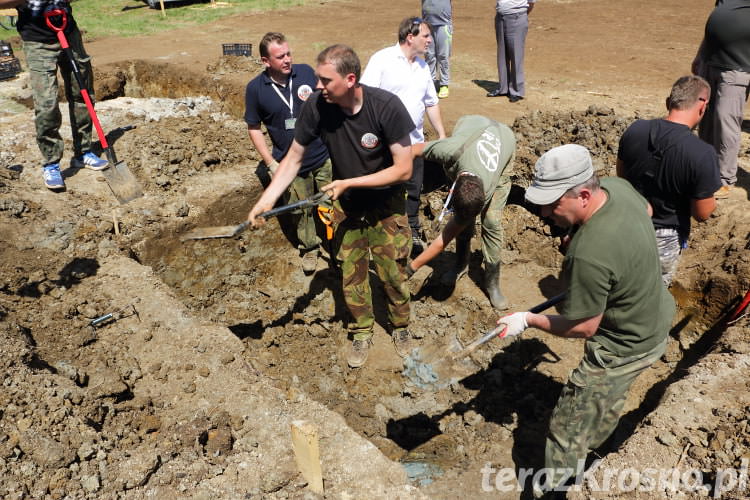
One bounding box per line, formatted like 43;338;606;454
497;311;529;339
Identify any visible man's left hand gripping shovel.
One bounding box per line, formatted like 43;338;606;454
180;192;331;241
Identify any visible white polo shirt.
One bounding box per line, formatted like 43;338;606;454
360;44;438;144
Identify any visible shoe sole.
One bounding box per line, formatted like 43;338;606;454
72;163;110;171
45;183;65;190
347;358;367;368
347;354;368;368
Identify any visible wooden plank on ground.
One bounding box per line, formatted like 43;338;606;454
290;420;324;495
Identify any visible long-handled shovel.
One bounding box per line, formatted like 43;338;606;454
180;191;330;241
403;292;566;390
44;9;143;204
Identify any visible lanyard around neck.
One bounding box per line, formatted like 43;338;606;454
270;75;294;116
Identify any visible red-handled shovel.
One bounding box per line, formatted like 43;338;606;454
44;9;143;204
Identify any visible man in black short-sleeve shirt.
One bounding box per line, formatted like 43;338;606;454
244;32;331;273
617;75;720;286
248;44;417;368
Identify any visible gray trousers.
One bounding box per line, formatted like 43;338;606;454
23;28;94;166
699;67;750;186
494;11;529;98
425;24;452;87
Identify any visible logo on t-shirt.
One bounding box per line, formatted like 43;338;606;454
361;133;380;149
297;84;313;101
475;130;502;172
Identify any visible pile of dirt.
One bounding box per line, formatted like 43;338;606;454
206;55;264;76
511;106;632;186
1;75;749;497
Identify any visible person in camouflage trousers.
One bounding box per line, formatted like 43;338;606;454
7;0;109;190
498;145;675;499
248;44;417;368
543;336;666;494
334;190;411;342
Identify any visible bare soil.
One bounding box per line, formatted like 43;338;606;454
1;0;749;499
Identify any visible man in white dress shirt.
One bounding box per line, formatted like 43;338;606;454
361;17;447;255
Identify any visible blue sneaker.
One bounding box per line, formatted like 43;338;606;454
72;152;109;171
43;163;65;190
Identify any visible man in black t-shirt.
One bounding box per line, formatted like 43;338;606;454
6;0;109;191
248;44;416;368
617;75;721;286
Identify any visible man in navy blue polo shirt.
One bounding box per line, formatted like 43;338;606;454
244;32;332;273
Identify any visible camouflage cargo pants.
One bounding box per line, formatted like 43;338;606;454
23;27;94;165
536;337;667;496
655;227;682;287
334;189;411;341
286;159;333;251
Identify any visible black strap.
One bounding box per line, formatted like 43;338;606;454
628;120;681;196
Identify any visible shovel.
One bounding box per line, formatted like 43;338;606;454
403;292;566;391
45;9;143;205
180;191;330;241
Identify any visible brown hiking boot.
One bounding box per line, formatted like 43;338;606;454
347;338;372;368
301;248;319;274
392;329;415;358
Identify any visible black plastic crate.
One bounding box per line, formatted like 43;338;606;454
0;39;13;58
0;57;21;81
222;43;252;57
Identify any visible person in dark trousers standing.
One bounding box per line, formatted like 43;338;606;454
487;0;535;102
500;144;675;498
248;45;415;369
617;75;720;286
693;0;750;198
2;0;109;190
244;32;332;273
421;0;453;98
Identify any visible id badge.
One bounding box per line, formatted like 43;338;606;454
284;118;296;130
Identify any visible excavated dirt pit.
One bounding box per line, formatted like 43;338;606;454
125;62;750;494
2;57;750;499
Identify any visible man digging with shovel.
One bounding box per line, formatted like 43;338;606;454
248;44;416;369
408;115;515;310
498;144;675;498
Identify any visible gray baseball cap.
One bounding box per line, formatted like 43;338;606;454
524;144;594;205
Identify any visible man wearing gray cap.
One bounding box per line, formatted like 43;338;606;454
497;144;675;497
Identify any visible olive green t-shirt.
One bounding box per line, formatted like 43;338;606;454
422;115;515;206
561;177;676;357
